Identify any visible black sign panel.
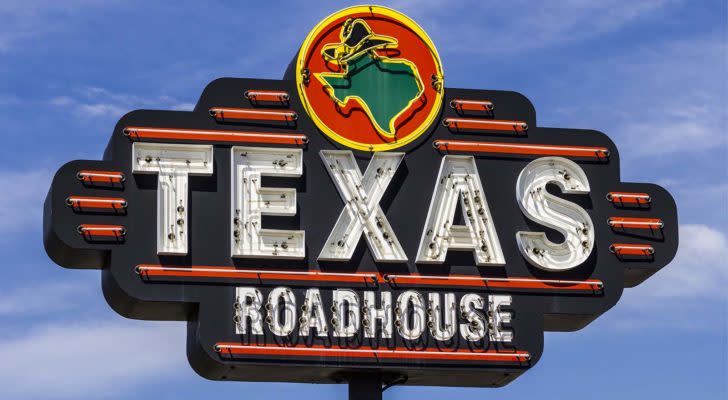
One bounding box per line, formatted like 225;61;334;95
43;5;678;388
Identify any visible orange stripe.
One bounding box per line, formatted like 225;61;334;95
610;243;654;256
386;275;601;291
244;90;290;103
123;126;307;145
66;196;127;209
608;217;664;229
607;192;651;204
434;140;610;159
209;107;297;122
443;118;527;133
138;265;374;284
214;343;530;363
450;99;494;112
77;170;125;183
136;265;602;292
77;224;126;237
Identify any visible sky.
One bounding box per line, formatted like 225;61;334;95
0;0;726;399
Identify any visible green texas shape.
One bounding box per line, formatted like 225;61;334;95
316;52;424;137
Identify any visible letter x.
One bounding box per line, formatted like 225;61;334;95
318;150;407;262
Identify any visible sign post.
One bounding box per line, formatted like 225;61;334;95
349;374;383;400
44;5;678;396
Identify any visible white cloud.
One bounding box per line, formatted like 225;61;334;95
526;35;725;162
49;86;194;121
171;102;195;111
392;0;674;54
0;281;94;316
659;180;728;228
0;277;186;398
0;169;53;234
399;2;722;162
0;319;186;399
607;224;728;332
629;224;728;299
370;2;726;163
610;40;727;157
49;96;73;106
0;0;116;52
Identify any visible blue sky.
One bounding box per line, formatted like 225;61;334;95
0;0;726;398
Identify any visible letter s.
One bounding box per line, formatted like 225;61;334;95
515;157;593;271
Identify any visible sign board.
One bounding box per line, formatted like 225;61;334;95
44;5;678;389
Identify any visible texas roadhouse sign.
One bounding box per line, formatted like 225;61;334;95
44;5;678;392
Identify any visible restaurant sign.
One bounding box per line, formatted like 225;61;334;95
44;5;678;389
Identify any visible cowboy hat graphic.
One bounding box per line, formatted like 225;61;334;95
321;18;398;64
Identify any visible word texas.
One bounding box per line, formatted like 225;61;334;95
137;143;594;273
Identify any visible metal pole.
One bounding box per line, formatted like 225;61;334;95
348;374;382;400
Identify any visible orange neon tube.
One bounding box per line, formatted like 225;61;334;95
244;90;290;102
434;140;610;159
443;118;528;132
214;343;531;363
123;127;308;145
136;265;603;292
606;192;651;204
77;224;126;237
449;99;494;112
66;196;127;209
608;217;664;229
76;170;125;183
609;243;655;256
209;107;297;122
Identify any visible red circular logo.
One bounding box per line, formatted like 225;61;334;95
295;6;444;151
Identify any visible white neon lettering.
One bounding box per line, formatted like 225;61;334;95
417;155;505;266
231;147;305;259
132;142;213;255
318;150;407;262
515;157;594;271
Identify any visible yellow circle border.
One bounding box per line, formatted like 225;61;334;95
295;5;444;152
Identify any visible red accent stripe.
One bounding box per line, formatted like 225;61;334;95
136;265;602;292
443;118;527;133
608;217;664;229
137;265;374;284
209;107;297;122
77;170;125;183
610;243;655;256
434;140;610;159
66;196;127;209
244;90;290;102
450;99;494;112
385;274;602;291
214;343;530;363
123;126;307;145
607;192;651;204
77;224;126;237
